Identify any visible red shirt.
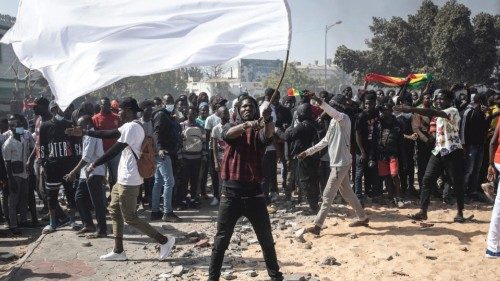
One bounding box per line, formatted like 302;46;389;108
92;111;120;151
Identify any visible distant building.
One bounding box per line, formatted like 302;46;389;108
239;59;283;83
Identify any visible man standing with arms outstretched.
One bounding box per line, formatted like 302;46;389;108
300;94;369;235
68;97;175;261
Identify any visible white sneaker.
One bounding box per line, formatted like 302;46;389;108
397;200;405;208
159;235;176;261
42;225;56;234
100;251;128;261
210;197;219;206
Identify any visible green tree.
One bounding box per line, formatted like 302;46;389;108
93;70;187;101
470;13;498;84
334;0;497;88
430;0;475;86
264;63;320;94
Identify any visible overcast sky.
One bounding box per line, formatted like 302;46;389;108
1;0;498;64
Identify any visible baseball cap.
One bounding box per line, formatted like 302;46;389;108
120;97;142;112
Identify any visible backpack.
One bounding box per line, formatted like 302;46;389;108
130;121;157;178
182;124;204;154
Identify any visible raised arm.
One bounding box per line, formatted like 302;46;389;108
394;105;448;119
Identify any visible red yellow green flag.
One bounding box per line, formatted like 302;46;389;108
364;73;432;89
287;87;301;97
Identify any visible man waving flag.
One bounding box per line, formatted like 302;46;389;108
1;0;291;109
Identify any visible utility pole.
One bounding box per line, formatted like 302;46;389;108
324;21;342;90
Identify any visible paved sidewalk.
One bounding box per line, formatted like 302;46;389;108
2;206;219;281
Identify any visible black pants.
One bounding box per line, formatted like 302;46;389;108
261;150;278;198
420;149;465;213
46;181;76;210
178;158;201;202
28;174;38;222
416;140;432;190
209;191;283;281
208;150;220;200
298;157;319;211
285;159;298;200
400;142;416;196
75;176;107;234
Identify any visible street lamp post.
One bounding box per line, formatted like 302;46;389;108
324;20;342;90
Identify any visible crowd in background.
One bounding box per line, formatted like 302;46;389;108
0;82;499;257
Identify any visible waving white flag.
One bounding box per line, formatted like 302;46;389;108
1;0;291;109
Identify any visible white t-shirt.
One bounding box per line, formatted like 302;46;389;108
2;135;32;179
117;121;145;186
205;113;221;147
432;107;462;156
80;132;105;179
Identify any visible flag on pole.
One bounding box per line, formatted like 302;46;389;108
364;73;432;89
287;87;301;97
1;0;291;109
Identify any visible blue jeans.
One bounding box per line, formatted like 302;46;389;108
464;144;484;195
152;155;175;214
354;154;382;199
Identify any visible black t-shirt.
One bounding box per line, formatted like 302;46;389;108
377;117;403;160
355;111;379;154
40;119;82;184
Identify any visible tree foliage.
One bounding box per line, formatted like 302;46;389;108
264;63;321;93
334;0;499;87
92;69;187;101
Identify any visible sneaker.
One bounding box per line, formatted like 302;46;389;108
210;197;219;206
485;249;500;259
42;225;56;234
70;222;82;231
99;251;128;261
396;199;405;208
150;211;163;221
267;205;277;214
159;235;176;260
304;225;321;235
348;218;369;227
162;212;183;223
481;183;495;202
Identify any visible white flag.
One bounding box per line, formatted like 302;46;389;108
1;0;291;109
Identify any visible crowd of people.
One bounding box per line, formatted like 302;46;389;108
1;81;500;280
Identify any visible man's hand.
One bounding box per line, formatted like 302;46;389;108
262;106;272;122
64;171;77;183
214;163;220;172
158;149;167;159
65;126;84;137
85;163;96;177
393;105;412;113
307;92;322;105
487;164;497;182
297;151;307;160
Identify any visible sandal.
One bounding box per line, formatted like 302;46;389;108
408;212;427;221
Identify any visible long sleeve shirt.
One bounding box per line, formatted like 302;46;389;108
304;103;352;167
460;106;488;146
